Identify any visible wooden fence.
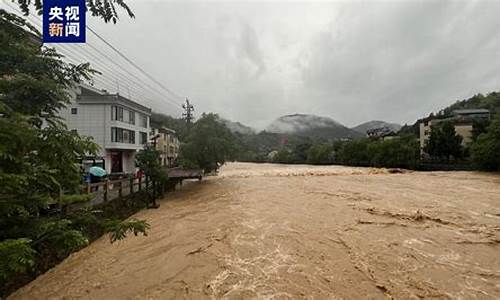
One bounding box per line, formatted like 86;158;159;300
82;176;151;206
81;168;204;206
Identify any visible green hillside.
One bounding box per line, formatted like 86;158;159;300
399;91;500;135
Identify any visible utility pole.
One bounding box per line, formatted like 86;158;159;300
182;98;194;130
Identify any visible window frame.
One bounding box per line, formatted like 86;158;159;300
112;106;124;122
129;110;135;125
112;127;136;144
129;130;136;144
140;131;147;144
140;114;148;128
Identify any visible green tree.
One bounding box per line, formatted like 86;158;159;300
425;121;463;160
135;145;167;207
306;143;333;164
369;136;420;168
273;148;294;164
292;142;312;163
471;113;500;171
335;139;371;166
180;113;237;173
329;136;419;169
471;118;490;141
0;11;97;283
0;7;149;294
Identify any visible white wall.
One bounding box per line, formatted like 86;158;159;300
59;86;152;174
60;100;108;157
122;151;137;174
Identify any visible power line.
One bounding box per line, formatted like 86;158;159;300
58;46;182;112
3;1;186;113
83;42;182;107
0;5;139;103
58;43;183;111
60;44;182;111
86;26;184;102
54;47;148;103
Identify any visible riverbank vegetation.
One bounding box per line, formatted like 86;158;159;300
0;7;150;296
252;135;420;169
151;113;238;174
179;113;237;173
152;106;500;172
471;113;500;171
234;114;500;172
230;93;500;171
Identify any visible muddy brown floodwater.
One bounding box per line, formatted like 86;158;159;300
10;163;500;299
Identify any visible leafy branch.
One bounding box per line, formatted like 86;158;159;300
103;219;150;243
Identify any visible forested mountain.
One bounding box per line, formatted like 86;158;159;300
352;120;402;134
266;114;363;140
220;119;255;135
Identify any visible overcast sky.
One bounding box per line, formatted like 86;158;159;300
85;0;500;129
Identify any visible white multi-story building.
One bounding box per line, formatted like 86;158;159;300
59;84;152;174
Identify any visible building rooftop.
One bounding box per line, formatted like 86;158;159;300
152;126;176;134
77;84;152;114
452;108;490;115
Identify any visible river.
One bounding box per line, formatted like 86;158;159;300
10;162;500;299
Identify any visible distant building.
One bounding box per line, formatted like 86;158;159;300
419;108;490;155
452;108;490;119
366;127;397;140
150;127;180;167
58;84;152;174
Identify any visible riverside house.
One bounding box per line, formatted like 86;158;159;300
58;84;152;174
150;126;180;167
419;108;490;155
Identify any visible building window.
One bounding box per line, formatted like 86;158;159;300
111;127;135;144
129;130;135;144
112;106;124;121
111;127;120;142
71;108;78;115
129;111;135;125
123;129;129;143
140;114;148;128
140;132;148;144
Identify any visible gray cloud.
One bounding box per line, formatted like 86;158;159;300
299;1;500;125
79;0;500;129
239;23;266;77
